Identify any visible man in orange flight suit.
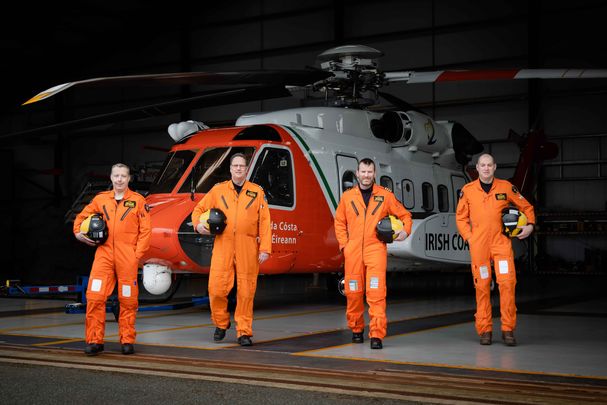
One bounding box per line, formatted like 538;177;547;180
74;163;151;356
456;153;535;346
334;158;412;349
192;153;271;346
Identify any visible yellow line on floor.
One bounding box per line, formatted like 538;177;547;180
0;320;84;333
33;337;83;346
0;307;200;334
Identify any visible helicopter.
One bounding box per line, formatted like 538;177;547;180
22;44;607;295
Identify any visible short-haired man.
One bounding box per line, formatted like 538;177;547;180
456;153;535;346
74;163;151;356
191;153;271;346
334;158;412;349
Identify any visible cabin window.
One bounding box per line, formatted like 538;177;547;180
437;184;449;212
380;176;393;192
422;182;434;211
178;147;254;194
150;149;197;194
401;179;414;209
342;170;357;192
250;147;294;207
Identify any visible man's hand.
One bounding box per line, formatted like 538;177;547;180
394;230;408;242
75;232;97;246
196;223;210;235
258;252;269;264
516;224;534;240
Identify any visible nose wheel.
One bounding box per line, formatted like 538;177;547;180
337;277;345;296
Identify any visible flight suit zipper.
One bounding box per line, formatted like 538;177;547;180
120;207;133;221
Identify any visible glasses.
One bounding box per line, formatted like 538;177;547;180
231;164;247;168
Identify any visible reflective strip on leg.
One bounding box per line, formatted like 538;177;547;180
122;284;132;297
479;265;489;279
369;276;379;289
498;260;509;274
91;279;103;292
349;280;358;292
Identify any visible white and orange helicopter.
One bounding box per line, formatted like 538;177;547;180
23;44;606;295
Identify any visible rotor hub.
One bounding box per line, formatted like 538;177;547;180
315;45;385;107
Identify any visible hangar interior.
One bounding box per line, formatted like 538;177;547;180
1;1;606;403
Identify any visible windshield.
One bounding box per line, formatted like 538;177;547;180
178;146;255;194
149;150;197;194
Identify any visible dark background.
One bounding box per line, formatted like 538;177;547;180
1;0;606;284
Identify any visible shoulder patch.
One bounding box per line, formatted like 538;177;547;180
458;190;464;198
144;204;150;213
512;185;519;194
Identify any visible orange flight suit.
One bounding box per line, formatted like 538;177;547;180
334;184;412;339
74;188;151;345
456;178;535;336
192;180;271;338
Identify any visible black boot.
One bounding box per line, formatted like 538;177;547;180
352;332;364;343
84;343;104;356
121;343;135;355
213;321;231;342
370;338;383;349
238;335;253;346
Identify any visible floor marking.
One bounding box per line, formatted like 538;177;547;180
295;352;607;380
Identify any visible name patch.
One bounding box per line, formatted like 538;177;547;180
373;195;384;202
124;200;136;208
246;190;258;198
495;193;507;200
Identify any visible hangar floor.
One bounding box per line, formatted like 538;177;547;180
1;273;606;404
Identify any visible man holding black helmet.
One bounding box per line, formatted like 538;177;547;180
334;158;411;349
74;163;151;356
456;153;535;346
192;153;271;346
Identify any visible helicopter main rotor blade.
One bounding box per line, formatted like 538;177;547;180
23;70;332;105
5;86;291;140
384;69;607;84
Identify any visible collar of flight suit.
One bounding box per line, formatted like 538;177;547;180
227;180;249;193
352;183;382;206
474;178;497;193
109;187;134;201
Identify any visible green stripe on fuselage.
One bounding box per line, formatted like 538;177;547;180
283;126;337;210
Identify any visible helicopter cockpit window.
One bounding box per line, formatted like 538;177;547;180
178;147;254;194
150;149;197;194
422;182;434;212
380;176;393;192
342;170;357;192
401;179;414;209
437;184;449;212
250;147;294;207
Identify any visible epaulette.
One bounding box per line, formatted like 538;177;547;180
382;186;393;193
131;191;145;199
246;181;264;191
